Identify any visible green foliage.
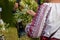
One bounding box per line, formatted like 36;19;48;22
40;0;44;3
0;0;14;26
19;0;38;11
0;20;9;36
0;0;44;26
13;0;38;26
0;0;43;40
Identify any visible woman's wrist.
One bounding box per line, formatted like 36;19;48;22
27;10;36;16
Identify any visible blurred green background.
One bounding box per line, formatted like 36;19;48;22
0;0;43;40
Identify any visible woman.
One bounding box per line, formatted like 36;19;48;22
26;0;60;40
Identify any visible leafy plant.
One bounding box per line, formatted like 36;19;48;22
13;0;38;26
0;19;9;31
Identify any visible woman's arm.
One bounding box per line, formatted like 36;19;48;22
27;10;36;16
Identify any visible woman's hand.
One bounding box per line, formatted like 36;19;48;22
27;10;36;16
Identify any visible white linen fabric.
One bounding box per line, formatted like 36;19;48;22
43;3;60;39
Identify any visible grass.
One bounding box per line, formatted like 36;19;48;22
1;27;39;40
3;27;18;40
